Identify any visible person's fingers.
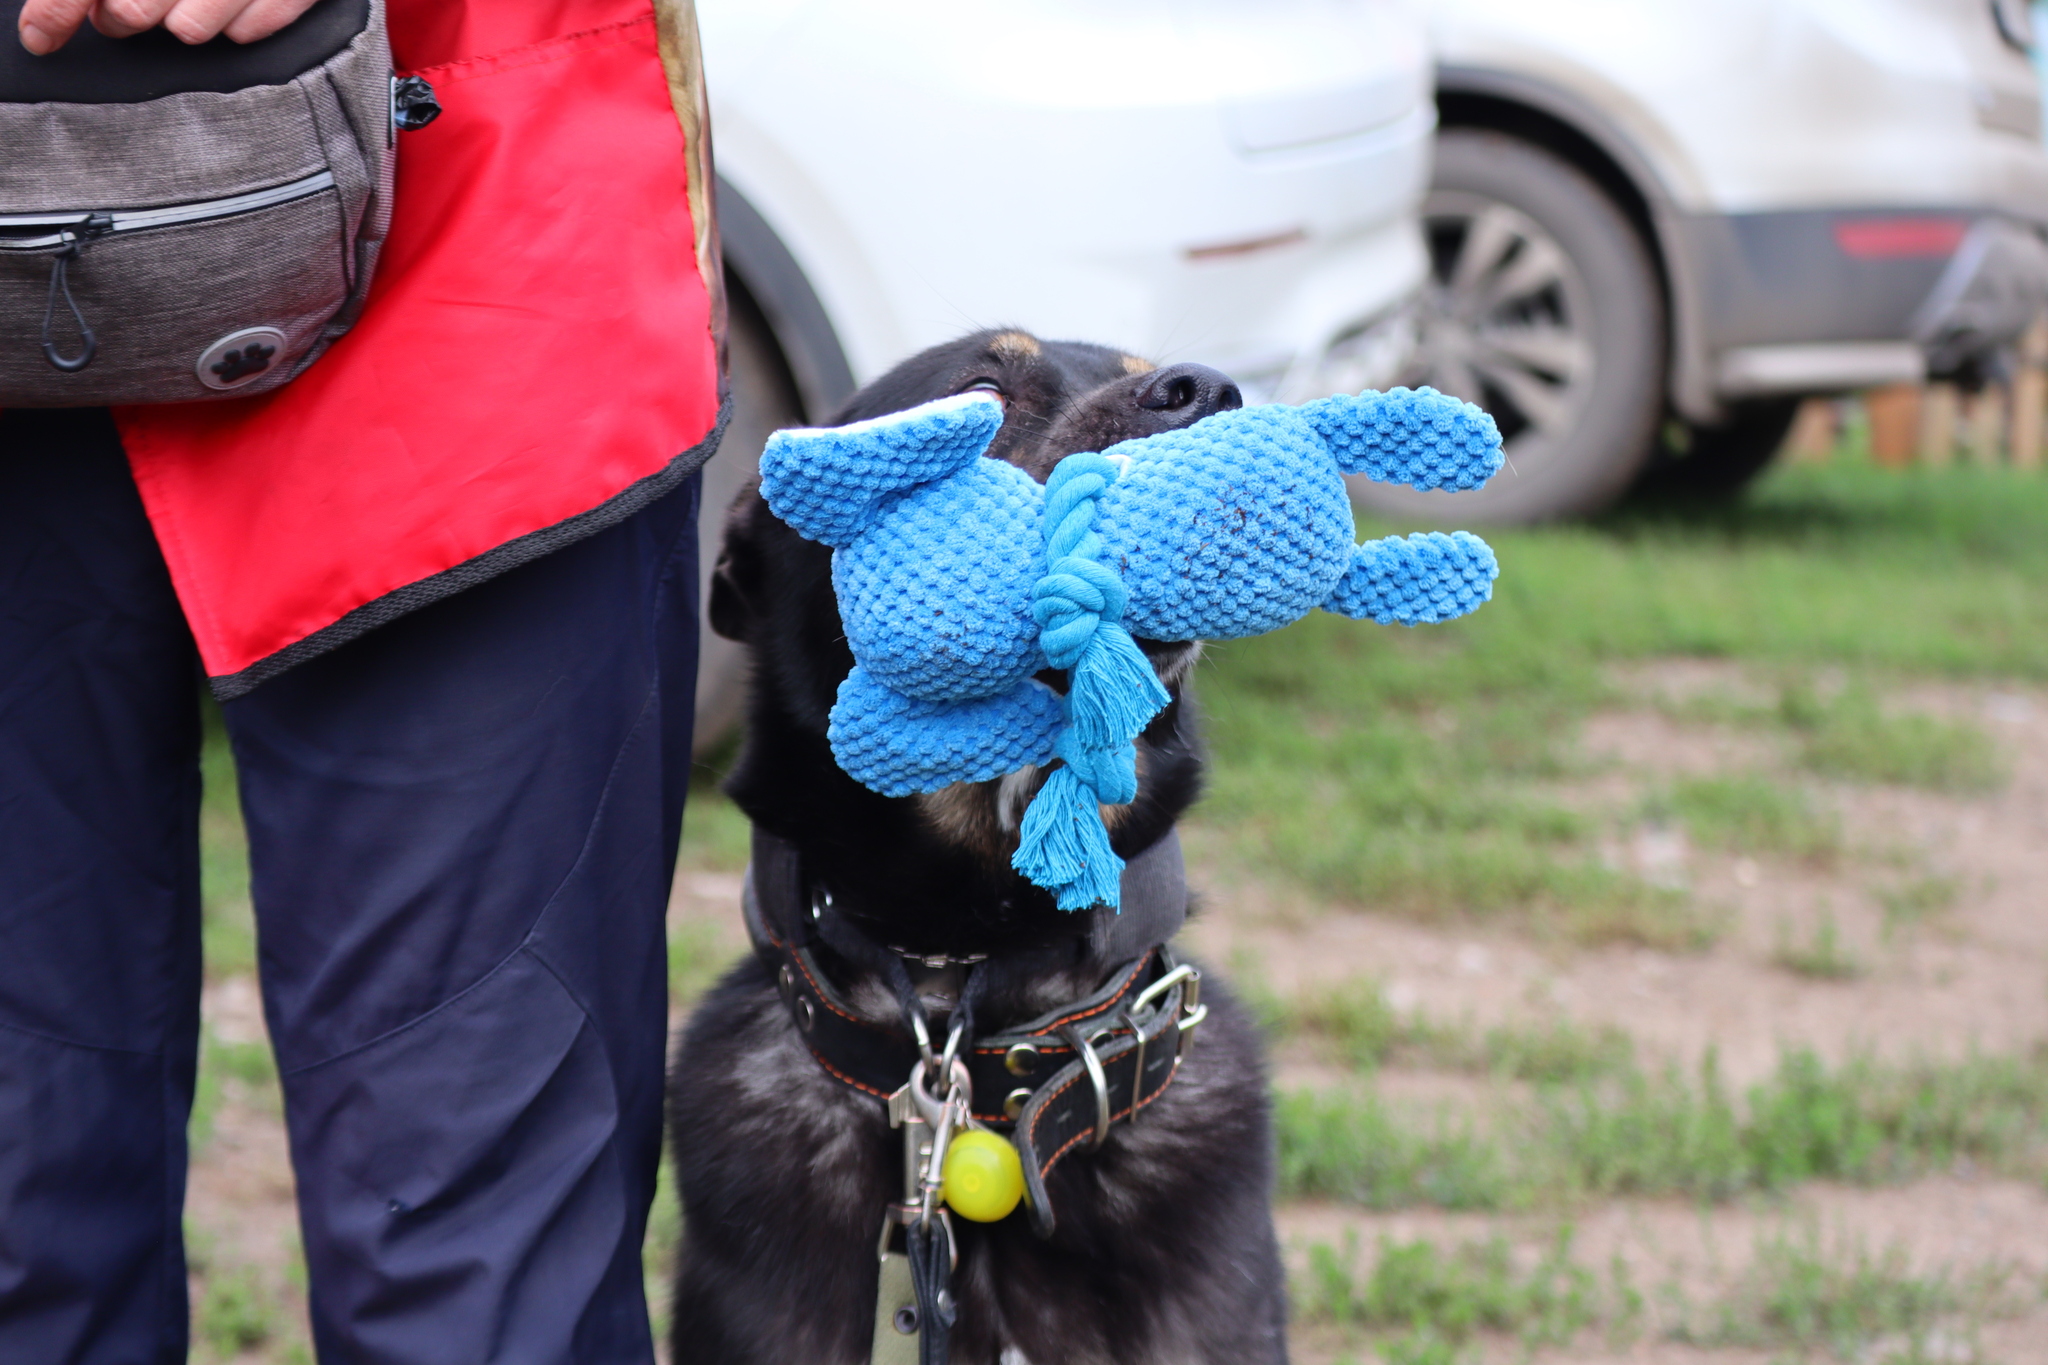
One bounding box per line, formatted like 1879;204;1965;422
218;0;318;44
90;0;180;40
22;0;315;51
157;0;246;44
17;0;96;54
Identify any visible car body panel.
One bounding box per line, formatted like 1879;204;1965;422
1433;0;2048;417
700;0;1435;400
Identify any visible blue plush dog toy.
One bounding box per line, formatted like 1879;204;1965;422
760;386;1505;911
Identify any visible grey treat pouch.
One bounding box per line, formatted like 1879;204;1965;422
0;0;434;406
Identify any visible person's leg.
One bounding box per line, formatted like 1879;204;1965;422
0;409;205;1364
225;476;700;1365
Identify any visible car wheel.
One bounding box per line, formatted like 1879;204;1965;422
693;283;805;755
1632;398;1802;500
1355;128;1666;523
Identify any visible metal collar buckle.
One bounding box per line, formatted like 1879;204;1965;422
1057;1022;1116;1151
1114;962;1209;1134
1056;960;1209;1152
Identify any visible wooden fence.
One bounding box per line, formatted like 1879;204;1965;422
1783;317;2048;469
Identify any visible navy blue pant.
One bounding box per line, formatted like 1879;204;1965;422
0;408;699;1364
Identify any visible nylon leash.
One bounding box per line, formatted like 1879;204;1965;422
905;1217;955;1365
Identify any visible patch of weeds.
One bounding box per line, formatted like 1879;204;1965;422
1647;774;1840;864
1299;1229;1600;1351
1275;1089;1514;1210
1476;1015;1637;1086
1879;874;1962;933
1773;912;1866;981
1277;1046;2048;1209
1543;1048;1986;1198
1371;1332;1463;1365
1676;1229;2015;1360
1277;978;1632;1083
189;1026;280;1151
1779;682;2006;793
1546;883;1719;954
1283;980;1436;1071
1537;1054;1750;1200
195;1264;278;1361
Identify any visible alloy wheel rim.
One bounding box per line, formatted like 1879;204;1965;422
1408;191;1597;453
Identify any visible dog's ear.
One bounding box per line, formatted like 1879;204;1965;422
708;481;766;643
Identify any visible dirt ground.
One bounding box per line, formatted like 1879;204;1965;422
187;663;2048;1362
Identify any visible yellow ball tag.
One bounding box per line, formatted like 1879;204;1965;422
940;1130;1025;1222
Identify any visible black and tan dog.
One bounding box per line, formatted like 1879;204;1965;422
668;330;1289;1364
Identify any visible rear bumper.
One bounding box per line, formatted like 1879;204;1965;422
1679;208;2048;398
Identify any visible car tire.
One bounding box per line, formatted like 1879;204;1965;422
1356;128;1667;523
692;282;805;755
1632;398;1802;500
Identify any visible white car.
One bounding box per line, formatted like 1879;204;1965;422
692;0;1438;736
1367;0;2048;522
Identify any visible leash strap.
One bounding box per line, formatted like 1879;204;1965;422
905;1217;954;1365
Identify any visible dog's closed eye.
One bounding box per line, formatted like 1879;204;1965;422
959;377;1007;409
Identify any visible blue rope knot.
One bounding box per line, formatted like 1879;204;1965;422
1013;453;1171;911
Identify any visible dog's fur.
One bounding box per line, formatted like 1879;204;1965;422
668;330;1289;1365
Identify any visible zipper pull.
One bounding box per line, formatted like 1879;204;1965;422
39;223;103;373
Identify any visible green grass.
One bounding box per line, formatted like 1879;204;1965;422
1304;1226;2017;1364
1278;1088;1516;1211
1773;911;1867;981
1259;976;1633;1084
1300;1229;1609;1353
1277;1045;2048;1209
678;779;751;872
200;702;258;979
189;1026;281;1151
1778;681;2007;793
644;1149;682;1348
1646;774;1840;863
1879;874;1963;932
1664;677;2007;795
1671;1229;2018;1360
195;1265;279;1361
1193;458;2046;932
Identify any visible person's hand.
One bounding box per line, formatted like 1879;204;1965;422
18;0;321;55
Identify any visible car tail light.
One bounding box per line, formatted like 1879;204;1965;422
1833;218;1970;259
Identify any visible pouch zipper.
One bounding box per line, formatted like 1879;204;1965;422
0;169;337;251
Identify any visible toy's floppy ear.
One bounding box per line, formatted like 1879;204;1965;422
1298;386;1504;492
758;393;1005;548
829;666;1065;797
1322;531;1498;625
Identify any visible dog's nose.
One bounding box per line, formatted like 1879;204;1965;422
1133;363;1243;423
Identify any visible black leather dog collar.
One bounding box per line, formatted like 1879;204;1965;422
741;826;1203;1235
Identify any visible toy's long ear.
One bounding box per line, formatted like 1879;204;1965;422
1298;386;1504;492
758;393;1005;547
829;666;1065;797
1322;531;1498;625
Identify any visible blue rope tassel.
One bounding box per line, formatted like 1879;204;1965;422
1012;453;1171;911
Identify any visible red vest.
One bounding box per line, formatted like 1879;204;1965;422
115;0;724;697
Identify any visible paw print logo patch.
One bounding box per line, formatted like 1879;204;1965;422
197;327;288;391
